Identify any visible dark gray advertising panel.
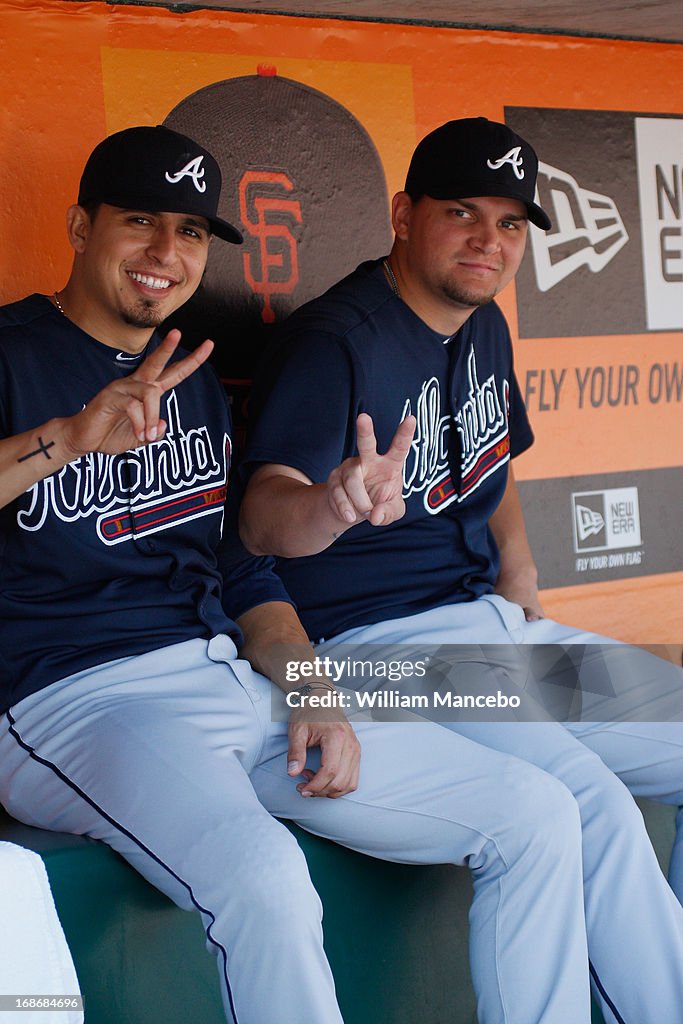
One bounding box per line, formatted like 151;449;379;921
519;467;682;587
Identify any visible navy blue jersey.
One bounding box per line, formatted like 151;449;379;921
0;295;289;712
244;260;533;642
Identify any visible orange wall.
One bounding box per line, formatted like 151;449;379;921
1;0;681;645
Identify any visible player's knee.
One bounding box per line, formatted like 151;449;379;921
506;764;583;861
579;762;647;841
230;825;322;924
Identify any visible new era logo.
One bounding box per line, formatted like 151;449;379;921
575;504;605;542
571;487;642;553
530;162;629;292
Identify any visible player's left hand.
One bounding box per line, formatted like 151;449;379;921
287;707;360;799
61;328;214;457
495;574;545;622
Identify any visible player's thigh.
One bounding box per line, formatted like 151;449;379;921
251;716;582;868
443;717;629;809
565;720;683;803
0;641;288;900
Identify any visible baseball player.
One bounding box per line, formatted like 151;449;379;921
240;117;683;1024
0;124;611;1024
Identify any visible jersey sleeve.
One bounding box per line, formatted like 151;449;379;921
199;368;296;621
216;473;295;622
508;367;534;458
498;306;534;458
243;329;359;484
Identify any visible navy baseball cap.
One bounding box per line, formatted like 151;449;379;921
78;125;243;243
405;117;551;230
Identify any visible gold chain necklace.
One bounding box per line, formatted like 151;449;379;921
382;258;401;298
53;291;67;317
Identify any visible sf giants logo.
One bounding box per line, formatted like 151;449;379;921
239;171;302;324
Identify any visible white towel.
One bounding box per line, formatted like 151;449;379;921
0;843;83;1023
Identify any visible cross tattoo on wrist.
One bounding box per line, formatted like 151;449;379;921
17;436;56;462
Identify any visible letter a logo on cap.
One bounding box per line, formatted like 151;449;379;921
487;146;525;180
165;156;207;193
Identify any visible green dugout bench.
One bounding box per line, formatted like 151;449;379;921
0;800;676;1024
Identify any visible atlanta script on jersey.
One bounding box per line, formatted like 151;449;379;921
18;390;230;546
402;348;512;515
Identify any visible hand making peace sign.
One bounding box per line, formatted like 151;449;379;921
326;411;417;528
61;330;214;459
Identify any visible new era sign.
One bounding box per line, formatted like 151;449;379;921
571;487;642;554
518;468;682;588
506;107;683;338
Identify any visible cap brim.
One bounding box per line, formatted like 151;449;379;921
423;184;552;231
81;190;244;244
525;202;552;231
209;217;243;244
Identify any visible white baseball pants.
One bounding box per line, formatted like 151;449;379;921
318;594;683;1024
0;633;596;1024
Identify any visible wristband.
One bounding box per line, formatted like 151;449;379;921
289;681;336;698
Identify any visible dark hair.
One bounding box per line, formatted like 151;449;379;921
79;199;102;222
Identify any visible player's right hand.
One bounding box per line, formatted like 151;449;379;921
61;329;213;459
287;706;361;799
326;412;416;528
